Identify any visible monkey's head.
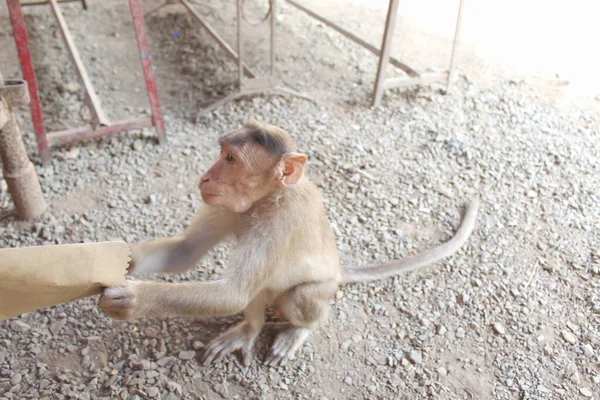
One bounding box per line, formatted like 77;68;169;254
199;120;308;213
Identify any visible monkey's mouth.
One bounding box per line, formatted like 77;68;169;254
200;191;220;199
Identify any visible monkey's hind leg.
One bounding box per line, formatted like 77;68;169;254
202;295;266;366
265;280;337;366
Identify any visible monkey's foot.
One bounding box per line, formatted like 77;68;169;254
264;323;311;366
202;322;260;366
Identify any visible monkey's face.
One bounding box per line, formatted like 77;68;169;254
198;143;280;213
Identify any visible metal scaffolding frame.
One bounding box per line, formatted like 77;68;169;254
285;0;466;106
6;0;166;165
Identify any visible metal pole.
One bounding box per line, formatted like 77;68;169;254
270;0;276;78
0;80;47;220
129;0;166;143
48;0;109;128
237;0;244;87
286;0;417;77
372;0;400;107
180;0;255;79
6;0;51;165
446;0;466;91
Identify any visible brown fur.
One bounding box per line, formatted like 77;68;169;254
99;120;478;366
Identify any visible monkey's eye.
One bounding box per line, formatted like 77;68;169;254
226;153;236;164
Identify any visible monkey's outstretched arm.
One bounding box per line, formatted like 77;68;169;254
341;199;479;283
130;206;237;275
99;279;251;321
101;230;278;321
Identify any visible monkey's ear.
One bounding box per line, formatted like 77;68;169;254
279;152;308;187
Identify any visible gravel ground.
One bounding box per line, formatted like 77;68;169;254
1;1;599;399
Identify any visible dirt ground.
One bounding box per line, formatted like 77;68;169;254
0;0;599;399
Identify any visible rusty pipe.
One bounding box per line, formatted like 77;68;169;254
0;79;46;220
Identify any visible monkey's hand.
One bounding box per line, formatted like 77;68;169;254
99;280;145;321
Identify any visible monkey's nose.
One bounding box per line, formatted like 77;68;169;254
199;176;209;187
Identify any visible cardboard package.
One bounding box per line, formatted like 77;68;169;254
0;241;129;320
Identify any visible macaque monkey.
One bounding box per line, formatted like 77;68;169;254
99;120;479;366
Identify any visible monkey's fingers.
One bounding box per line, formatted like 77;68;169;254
241;344;253;367
264;326;310;367
264;351;289;366
102;285;135;300
202;340;250;366
202;340;239;365
99;284;138;321
202;324;258;366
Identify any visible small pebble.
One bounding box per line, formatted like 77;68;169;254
157;356;176;367
537;385;551;394
408;350;422;365
192;341;205;350
437;325;448;335
582;344;595;357
65;147;80;159
561;330;577;345
10;321;31;333
167;381;182;393
526;189;537;198
133;139;144;152
10;374;22;385
144;326;159;338
492;323;506;335
341;339;352;352
178;350;196;361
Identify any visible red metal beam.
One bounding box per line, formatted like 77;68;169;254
47;116;154;147
7;0;51;165
8;0;165;162
21;0;84;8
129;0;166;144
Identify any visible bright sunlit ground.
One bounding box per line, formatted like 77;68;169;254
327;0;600;115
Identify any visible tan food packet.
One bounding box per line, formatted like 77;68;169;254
0;241;129;320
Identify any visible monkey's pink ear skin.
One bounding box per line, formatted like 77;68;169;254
280;153;308;187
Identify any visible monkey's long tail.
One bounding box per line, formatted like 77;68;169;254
341;199;480;284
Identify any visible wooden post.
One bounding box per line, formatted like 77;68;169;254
0;80;47;220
